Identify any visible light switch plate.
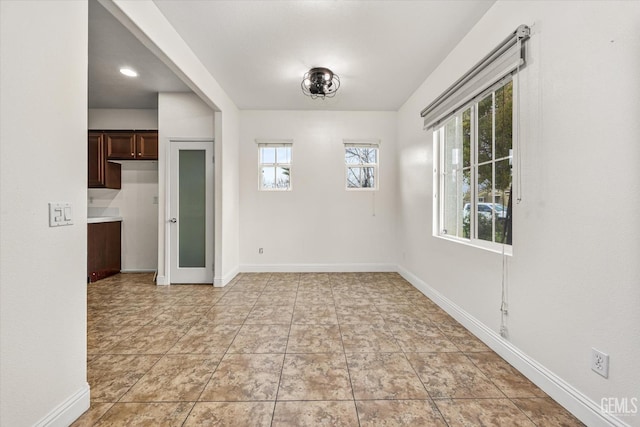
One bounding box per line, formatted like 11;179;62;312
49;202;73;227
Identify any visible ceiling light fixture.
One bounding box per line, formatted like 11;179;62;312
119;67;138;77
301;67;340;99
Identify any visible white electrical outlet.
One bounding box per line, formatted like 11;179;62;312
591;348;609;378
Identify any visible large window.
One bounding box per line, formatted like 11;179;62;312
345;142;379;190
435;79;513;251
259;143;292;190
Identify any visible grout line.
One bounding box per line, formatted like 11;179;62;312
463;351;541;426
271;272;297;426
380;279;451;427
335;278;362;427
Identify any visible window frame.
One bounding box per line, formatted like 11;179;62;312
434;76;515;255
257;141;292;191
344;140;379;191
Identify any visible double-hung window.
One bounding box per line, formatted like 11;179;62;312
258;141;292;190
345;140;379;190
423;25;529;253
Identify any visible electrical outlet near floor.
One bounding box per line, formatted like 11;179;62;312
591;348;609;378
258;248;263;254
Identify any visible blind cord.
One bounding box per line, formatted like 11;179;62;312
500;244;509;337
501;32;528;338
372;191;376;217
516;39;523;204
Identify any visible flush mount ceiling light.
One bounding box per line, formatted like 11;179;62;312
119;67;138;77
301;67;340;99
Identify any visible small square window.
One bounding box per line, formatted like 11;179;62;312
258;143;291;190
345;143;379;190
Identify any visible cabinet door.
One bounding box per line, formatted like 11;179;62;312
89;132;121;189
106;132;136;160
88;132;105;187
136;132;158;160
87;221;121;282
104;221;122;274
87;223;104;282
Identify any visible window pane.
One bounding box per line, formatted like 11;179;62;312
442;172;458;236
462;108;471;168
261;147;276;163
462;169;471;238
261;166;275;188
347;167;375;188
495;81;513;159
345;147;377;165
444;115;462;172
477;93;493;164
276;166;290;189
364;148;377;164
443;169;470;238
347;167;361;187
276;146;291;164
477;163;493;242
345;148;361;164
362;167;375;188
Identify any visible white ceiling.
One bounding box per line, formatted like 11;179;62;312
89;0;495;111
88;1;190;109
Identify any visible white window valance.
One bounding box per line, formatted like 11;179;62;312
343;139;380;148
421;24;530;130
255;139;293;146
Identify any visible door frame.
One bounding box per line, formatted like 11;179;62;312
165;138;215;284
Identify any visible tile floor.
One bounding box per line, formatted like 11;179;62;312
73;272;584;426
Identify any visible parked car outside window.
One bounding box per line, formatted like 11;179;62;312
463;202;507;219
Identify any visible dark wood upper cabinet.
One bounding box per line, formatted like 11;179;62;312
88;131;121;189
135;132;158;160
104;130;158;160
106;131;136;160
88;132;104;187
88;130;157;188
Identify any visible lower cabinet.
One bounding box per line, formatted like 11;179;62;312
88;221;121;283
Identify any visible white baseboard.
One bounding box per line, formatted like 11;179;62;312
156;271;237;287
214;266;240;287
120;269;156;273
239;263;396;273
155;275;169;286
397;265;631;427
34;383;90;427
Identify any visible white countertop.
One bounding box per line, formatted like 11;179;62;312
87;216;123;224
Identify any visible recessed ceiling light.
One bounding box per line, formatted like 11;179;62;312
119;67;138;77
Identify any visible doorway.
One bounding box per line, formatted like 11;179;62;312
168;140;214;283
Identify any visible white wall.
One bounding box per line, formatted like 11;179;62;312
105;0;241;286
0;1;90;426
88;163;159;272
219;110;241;283
240;110;397;270
88;108;158;129
88;109;159;272
397;1;640;426
158;93;215;282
